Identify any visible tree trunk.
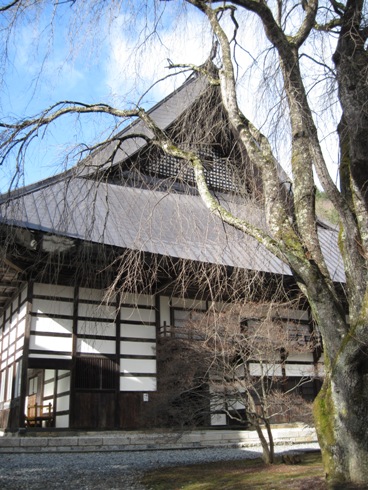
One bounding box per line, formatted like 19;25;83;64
314;331;368;486
312;4;368;485
252;419;274;465
264;418;275;464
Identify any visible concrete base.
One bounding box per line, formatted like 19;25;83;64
0;424;318;453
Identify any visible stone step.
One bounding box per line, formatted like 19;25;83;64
0;425;317;453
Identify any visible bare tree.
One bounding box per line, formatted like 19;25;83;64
0;0;368;486
154;302;317;465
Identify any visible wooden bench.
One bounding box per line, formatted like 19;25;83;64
26;402;54;427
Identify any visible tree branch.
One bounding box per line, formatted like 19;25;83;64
166;62;220;85
0;0;21;12
292;0;319;48
0;102;141;166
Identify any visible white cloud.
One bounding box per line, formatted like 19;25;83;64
11;17;85;109
103;10;212;105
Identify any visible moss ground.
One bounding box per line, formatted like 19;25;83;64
141;450;327;489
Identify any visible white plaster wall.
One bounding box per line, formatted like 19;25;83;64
7;354;15;365
29;335;73;353
77;320;116;337
120;307;155;323
12;298;17;313
77;338;116;355
20;287;27;303
10;315;18;330
58;370;69;377
79;287;114;302
17;318;26;338
0;370;6;402
2;330;9;349
78;303;116;321
249;362;283;377
6;364;13;400
7;343;15;356
120;358;156;374
121;324;156;339
33;283;74;299
119;297;158;393
31;317;73;335
211;413;227;426
285;363;316;377
159;295;210;332
55;414;69;428
120;293;155;307
3;317;10;333
231;399;245;410
120;376;156;391
19;302;27;318
13;361;22;398
0;288;43;368
120;341;155;356
32;298;73;316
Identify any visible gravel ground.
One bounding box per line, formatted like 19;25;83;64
0;443;320;490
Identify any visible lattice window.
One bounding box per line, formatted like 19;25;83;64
145;148;239;193
75;356;117;390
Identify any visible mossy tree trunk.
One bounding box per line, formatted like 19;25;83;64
315;341;368;484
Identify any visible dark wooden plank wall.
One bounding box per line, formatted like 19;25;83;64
72;392;116;429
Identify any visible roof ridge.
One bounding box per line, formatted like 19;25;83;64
76;71;211;177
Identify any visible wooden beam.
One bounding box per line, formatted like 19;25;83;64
2;257;24;273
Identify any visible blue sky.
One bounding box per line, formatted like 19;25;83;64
0;1;213;191
0;1;340;192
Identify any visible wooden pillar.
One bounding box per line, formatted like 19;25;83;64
18;282;33;428
114;293;121;429
69;284;79;428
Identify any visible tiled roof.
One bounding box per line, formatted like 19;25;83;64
0;176;345;282
0;177;289;274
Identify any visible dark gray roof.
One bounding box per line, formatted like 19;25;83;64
0;177;345;282
78;74;209;176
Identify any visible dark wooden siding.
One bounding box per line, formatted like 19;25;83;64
71;392;116;429
118;392;152;429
